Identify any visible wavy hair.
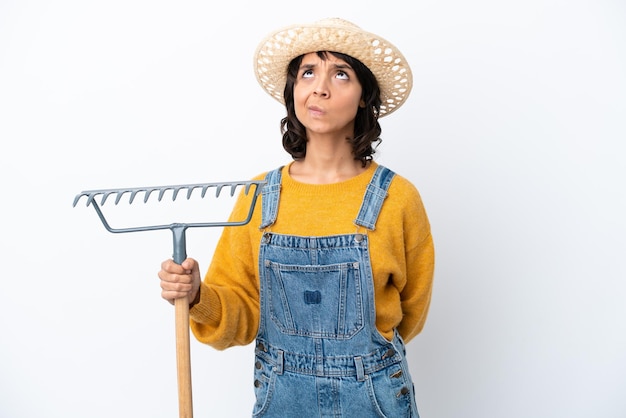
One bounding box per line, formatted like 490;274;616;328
280;51;382;167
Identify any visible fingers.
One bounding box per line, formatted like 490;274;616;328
180;258;199;273
161;258;191;274
159;258;201;305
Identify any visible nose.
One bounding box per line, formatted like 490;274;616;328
313;75;330;97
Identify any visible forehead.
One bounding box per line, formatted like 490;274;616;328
300;52;351;66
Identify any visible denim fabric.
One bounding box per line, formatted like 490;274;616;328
252;166;420;418
353;165;396;230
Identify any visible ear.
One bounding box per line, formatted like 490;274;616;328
359;99;366;108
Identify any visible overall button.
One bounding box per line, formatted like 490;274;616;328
254;379;261;388
382;348;396;359
397;387;410;397
354;233;364;243
255;361;263;370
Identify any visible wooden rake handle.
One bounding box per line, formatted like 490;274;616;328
175;297;193;418
172;226;193;418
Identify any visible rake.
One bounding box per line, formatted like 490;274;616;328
73;179;265;418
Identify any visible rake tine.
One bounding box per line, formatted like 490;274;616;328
144;188;157;203
114;191;128;205
87;194;98;207
129;189;146;204
99;192;112;205
81;193;97;207
186;185;201;200
157;187;168;201
172;187;183;201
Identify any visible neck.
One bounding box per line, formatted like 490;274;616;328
289;153;368;184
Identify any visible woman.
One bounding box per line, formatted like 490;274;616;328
159;17;435;417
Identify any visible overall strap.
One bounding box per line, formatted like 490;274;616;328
259;166;283;229
354;165;396;230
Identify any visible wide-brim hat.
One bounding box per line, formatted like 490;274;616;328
253;17;413;117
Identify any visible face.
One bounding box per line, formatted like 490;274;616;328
293;52;365;138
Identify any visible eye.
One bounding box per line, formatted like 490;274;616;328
301;69;314;78
336;71;349;80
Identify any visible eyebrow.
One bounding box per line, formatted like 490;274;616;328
299;62;354;72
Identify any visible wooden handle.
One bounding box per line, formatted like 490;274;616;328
175;297;193;418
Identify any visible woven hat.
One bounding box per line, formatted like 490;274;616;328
253;17;413;117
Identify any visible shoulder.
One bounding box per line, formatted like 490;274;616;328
378;167;432;238
377;166;428;216
382;167;422;200
250;165;286;182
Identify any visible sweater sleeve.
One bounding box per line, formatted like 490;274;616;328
392;177;435;343
396;230;435;342
188;178;264;350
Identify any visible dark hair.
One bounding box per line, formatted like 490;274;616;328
280;51;382;167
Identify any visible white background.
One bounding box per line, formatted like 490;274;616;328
1;0;625;417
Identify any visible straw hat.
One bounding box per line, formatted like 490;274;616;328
253;17;413;117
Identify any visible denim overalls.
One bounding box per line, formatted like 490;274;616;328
252;165;420;418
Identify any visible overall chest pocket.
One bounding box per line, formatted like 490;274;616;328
264;260;364;339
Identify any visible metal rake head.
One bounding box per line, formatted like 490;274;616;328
73;180;265;233
73;181;262;208
74;179;265;263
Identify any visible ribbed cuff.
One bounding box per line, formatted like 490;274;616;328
189;282;223;325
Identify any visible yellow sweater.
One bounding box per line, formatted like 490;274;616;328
190;162;434;350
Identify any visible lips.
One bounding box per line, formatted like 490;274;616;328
308;105;324;116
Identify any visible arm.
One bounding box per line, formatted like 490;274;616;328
396;231;435;342
385;175;435;343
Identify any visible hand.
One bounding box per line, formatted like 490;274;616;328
158;258;201;306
